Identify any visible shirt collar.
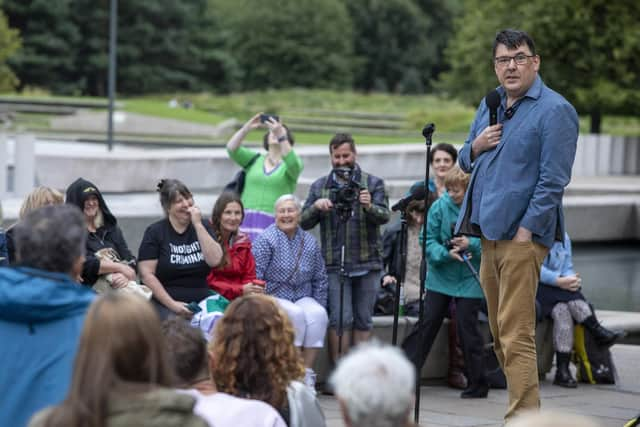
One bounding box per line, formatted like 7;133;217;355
496;75;543;103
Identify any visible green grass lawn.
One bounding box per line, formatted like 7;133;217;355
3;89;639;144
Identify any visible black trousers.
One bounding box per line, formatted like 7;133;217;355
401;290;488;387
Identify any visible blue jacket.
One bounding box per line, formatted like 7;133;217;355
424;193;483;299
0;267;95;427
455;76;578;248
539;232;574;287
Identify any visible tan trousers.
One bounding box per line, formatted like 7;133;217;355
480;238;548;421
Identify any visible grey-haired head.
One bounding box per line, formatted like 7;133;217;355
14;204;86;275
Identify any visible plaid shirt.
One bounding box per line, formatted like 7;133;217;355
300;164;390;273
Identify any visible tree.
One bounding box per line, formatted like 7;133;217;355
346;0;430;93
0;6;20;91
71;0;239;96
211;0;355;90
437;0;527;105
4;0;77;93
523;0;640;133
439;0;640;133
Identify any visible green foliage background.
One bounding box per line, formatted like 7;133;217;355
0;0;638;132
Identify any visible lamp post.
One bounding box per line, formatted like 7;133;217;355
107;0;118;151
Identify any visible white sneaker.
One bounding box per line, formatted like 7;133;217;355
304;368;317;393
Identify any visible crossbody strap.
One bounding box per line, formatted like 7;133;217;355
284;234;305;284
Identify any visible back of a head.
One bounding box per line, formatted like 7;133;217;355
76;293;171;386
506;410;601;427
14;204;85;274
330;342;415;427
19;186;64;220
210;294;304;409
161;317;208;386
46;293;173;426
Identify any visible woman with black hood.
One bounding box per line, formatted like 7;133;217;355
66;178;137;288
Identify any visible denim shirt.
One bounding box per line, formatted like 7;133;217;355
456;76;578;248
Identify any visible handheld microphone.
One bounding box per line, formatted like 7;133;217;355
391;183;427;212
486;89;501;126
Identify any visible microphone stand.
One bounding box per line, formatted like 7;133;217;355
336;210;350;356
414;123;434;424
391;209;408;345
461;251;481;285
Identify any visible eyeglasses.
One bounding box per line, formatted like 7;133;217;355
494;54;535;67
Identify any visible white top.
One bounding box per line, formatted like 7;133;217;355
179;389;287;427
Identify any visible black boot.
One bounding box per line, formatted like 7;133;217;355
553;352;577;388
460;381;489;398
582;315;624;347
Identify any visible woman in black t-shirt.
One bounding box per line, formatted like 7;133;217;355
138;179;223;319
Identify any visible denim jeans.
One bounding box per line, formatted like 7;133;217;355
327;270;380;331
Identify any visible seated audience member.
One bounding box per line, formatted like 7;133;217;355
138;179;223;319
29;293;207;427
0;205;95;427
226;113;303;241
66;178;148;297
161;317;287;427
252;194;328;385
402;166;489;399
381;198;432;316
330;342;417;427
5;186;64;264
537;232;622;388
506;410;601;427
210;294;326;427
206;192;258;300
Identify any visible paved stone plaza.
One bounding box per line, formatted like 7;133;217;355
318;344;640;427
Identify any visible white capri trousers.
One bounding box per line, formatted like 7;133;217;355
276;297;328;348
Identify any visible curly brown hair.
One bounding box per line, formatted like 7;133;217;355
209;294;305;410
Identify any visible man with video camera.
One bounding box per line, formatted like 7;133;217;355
301;133;390;365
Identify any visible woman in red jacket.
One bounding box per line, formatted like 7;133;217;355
206;192;260;300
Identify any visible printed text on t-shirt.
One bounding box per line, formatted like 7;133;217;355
169;241;203;265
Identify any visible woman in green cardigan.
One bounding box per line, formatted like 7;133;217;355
226;113;303;241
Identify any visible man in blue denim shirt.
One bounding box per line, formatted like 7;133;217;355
455;29;578;420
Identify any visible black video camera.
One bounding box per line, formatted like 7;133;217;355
330;167;363;220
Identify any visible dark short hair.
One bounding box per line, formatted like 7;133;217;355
14;204;86;274
493;29;536;58
431;143;458;165
156;179;192;214
161;317;208;384
329;133;356;154
262;124;295;151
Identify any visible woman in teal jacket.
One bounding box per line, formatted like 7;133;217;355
402;166;488;399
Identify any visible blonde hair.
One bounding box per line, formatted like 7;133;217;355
19;186;64;220
443;166;470;191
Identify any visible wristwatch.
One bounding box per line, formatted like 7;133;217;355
277;135;288;143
